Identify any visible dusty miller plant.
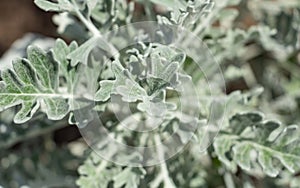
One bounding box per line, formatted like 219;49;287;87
0;0;299;187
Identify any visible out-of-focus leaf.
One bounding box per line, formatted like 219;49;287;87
214;112;300;177
34;0;73;12
77;152;145;188
149;0;186;10
113;167;146;188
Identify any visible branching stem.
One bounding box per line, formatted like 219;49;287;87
71;0;101;37
70;0;119;58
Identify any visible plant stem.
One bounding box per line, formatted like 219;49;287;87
70;0;119;58
224;172;235;188
71;0;101;37
154;134;176;188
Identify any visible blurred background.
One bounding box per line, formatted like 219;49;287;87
0;0;57;55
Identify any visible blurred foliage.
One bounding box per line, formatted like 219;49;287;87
0;0;300;187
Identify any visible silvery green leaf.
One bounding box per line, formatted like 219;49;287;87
113;167;146;188
214;112;300;177
68;36;116;66
232;143;253;171
149;0;186;10
34;0;73;12
77;153;121;188
161;62;179;82
53;39;69;64
148;52;180;94
67;37;100;66
147;77;170;96
149;53;164;78
57;0;73;10
257;149;280;177
152;45;186;65
137;100;176;117
0;46;70;123
116;79;147;102
34;0;61;11
52;39;78;92
77;152;145;188
95;61;140;102
95;61;125;102
213;136;237;171
53;39;78;68
94;80;114;101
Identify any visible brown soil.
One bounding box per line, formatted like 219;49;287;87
0;0;57;55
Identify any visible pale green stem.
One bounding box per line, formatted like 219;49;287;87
70;0;101;37
70;0;119;58
154;134;176;188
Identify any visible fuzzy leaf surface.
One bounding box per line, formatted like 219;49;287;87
0;46;70;123
214;112;300;177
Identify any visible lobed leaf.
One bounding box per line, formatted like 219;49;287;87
214;112;300;177
113;167;146;188
77;152;145;188
0;46;70;123
95;60;147;102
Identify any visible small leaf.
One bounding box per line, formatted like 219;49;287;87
94;80;114;101
77;153;145;188
67;37;100;66
68;37;116;66
95;61;142;102
116;79;147;102
52;39;79;93
34;0;73;12
161;61;179;81
149;0;186;10
113;167;146;188
34;0;61;12
137;100;176;117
